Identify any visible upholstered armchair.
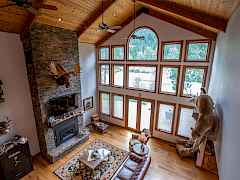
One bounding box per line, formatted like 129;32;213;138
91;113;109;133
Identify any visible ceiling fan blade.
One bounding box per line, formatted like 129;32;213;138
107;29;116;33
109;25;122;30
0;3;16;8
39;4;58;10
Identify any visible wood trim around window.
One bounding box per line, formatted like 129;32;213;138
126;65;158;93
98;45;111;61
99;64;111;86
111;45;125;61
175;104;195;138
184;39;212;62
161;40;183;62
180;66;208;98
112;64;124;88
155;101;176;134
111;93;124;120
159;65;180;96
126;26;159;62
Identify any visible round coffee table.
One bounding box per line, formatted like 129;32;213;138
132;143;149;157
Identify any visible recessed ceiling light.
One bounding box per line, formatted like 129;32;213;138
58;18;62;22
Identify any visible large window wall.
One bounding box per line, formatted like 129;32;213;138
97;27;213;140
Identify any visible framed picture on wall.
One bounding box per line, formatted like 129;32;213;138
83;96;94;111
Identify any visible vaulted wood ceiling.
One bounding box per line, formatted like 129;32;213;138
0;0;239;44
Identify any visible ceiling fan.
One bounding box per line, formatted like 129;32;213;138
98;0;122;33
0;0;58;14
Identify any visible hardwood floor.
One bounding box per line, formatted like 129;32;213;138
22;126;219;180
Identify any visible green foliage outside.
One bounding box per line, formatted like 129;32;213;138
184;68;204;96
185;68;204;83
100;48;109;60
129;28;158;60
168;68;178;91
187;43;208;60
114;47;124;60
163;44;181;60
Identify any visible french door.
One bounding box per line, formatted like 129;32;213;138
126;96;154;133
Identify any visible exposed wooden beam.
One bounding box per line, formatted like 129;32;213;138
136;0;227;32
96;7;148;46
145;8;217;40
77;0;116;37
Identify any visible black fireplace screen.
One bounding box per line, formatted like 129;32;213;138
54;117;79;146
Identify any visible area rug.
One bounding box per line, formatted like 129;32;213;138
54;139;129;180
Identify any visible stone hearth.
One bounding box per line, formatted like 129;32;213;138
21;23;89;162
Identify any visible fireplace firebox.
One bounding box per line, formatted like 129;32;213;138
53;117;79;147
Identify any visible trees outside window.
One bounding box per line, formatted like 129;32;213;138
183;68;205;96
113;46;124;60
186;41;209;61
162;42;182;61
160;67;179;94
99;47;110;60
128;28;158;60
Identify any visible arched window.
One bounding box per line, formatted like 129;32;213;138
128;27;158;60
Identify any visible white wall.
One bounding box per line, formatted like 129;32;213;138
208;6;240;180
103;13;204;45
79;43;97;126
0;32;40;155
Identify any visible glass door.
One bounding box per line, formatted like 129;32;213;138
140;100;153;131
126;97;154;132
127;98;138;130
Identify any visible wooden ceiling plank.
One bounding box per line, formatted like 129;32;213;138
136;0;228;32
146;8;217;40
77;0;116;37
95;7;149;46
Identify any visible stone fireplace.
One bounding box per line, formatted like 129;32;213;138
21;23;89;162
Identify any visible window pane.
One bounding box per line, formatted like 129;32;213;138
187;42;209;61
113;47;124;60
100;64;110;85
161;67;178;94
183;68;205;96
100;47;109;60
128;99;138;129
113;65;124;87
163;43;181;60
113;95;123;119
140;101;152;131
128;28;158;60
101;93;110;115
128;66;156;91
157;104;174;132
178;107;195;138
